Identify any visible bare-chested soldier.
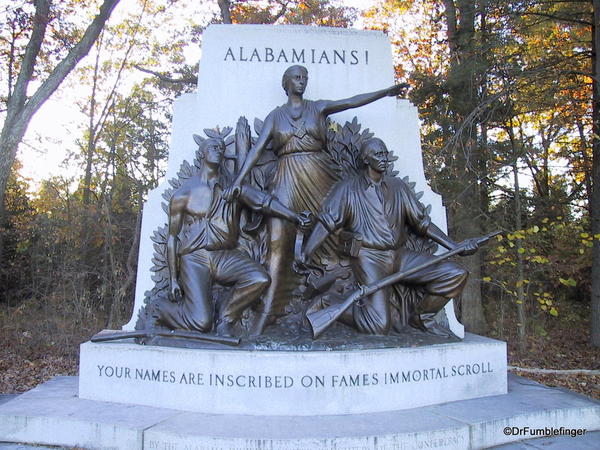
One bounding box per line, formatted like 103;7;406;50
159;136;311;337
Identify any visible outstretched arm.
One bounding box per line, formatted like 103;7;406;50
320;83;408;116
425;223;459;251
402;182;478;256
240;185;313;230
224;112;275;201
425;223;478;256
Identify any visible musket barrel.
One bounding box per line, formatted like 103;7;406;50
91;330;240;346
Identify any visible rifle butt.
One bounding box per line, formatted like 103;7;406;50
306;303;347;339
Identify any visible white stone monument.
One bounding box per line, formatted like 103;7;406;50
3;25;600;450
78;24;507;415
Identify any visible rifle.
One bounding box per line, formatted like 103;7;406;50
91;329;240;346
306;230;502;339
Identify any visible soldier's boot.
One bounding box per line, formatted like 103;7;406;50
409;295;456;338
250;311;276;336
215;318;236;338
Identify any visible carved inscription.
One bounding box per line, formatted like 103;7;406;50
223;47;369;65
96;362;494;389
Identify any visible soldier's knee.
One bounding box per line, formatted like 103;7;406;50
444;262;468;284
457;266;469;283
370;320;391;336
250;271;270;293
257;271;271;288
195;317;213;333
355;311;391;335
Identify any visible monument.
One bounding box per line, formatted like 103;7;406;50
1;25;598;450
77;22;508;416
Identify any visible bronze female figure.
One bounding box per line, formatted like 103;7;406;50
225;65;406;334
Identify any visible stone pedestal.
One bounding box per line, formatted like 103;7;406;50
1;375;598;450
79;334;506;415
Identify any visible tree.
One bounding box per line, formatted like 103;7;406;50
0;0;120;261
436;0;489;333
591;0;600;346
134;1;357;99
218;0;356;26
367;0;490;332
365;0;596;340
500;0;596;344
0;160;36;304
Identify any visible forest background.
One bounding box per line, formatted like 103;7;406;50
1;0;598;398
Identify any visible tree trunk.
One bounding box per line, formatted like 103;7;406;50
442;0;487;333
513;160;526;353
449;169;487;333
591;0;600;347
576;119;593;217
0;0;119;255
218;0;232;24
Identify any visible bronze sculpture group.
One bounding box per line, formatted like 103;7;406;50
125;65;493;345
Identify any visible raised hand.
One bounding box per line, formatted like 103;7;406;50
223;181;242;202
296;211;314;233
457;238;479;256
386;83;410;97
235;116;251;155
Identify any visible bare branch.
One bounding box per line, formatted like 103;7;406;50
271;0;289;23
440;91;506;156
95;2;151;142
7;0;49;119
519;11;592;26
18;0;121;126
133;65;197;85
0;0;120;228
217;0;232;24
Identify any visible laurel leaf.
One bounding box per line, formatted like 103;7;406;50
151;273;163;283
204;128;220;138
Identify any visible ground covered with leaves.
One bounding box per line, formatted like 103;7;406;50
0;295;102;393
0;349;77;393
488;300;600;400
1;298;599;399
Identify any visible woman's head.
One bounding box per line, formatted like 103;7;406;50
282;65;308;96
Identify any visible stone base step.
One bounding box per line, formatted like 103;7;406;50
0;374;598;450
